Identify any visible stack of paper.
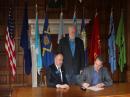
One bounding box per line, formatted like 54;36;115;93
87;86;104;91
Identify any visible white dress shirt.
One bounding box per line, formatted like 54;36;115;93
56;65;63;82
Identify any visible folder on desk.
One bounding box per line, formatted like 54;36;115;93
87;86;104;91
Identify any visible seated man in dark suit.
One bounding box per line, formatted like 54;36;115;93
46;52;69;89
79;56;113;89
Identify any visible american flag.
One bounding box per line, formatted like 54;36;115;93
5;8;16;77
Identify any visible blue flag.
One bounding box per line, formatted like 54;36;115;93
57;11;64;44
41;14;54;68
108;10;116;74
20;1;32;75
80;16;88;66
43;14;49;31
35;10;42;73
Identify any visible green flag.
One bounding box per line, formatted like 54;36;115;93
116;12;126;72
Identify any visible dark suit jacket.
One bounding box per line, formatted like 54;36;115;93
46;64;68;87
78;66;113;87
58;36;85;74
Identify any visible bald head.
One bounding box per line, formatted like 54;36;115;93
68;26;76;39
54;53;63;68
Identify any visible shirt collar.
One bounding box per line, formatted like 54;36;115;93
55;65;61;70
93;65;103;72
69;38;75;42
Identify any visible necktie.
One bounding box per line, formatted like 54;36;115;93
58;68;63;82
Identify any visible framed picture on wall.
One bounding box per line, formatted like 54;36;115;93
45;0;67;11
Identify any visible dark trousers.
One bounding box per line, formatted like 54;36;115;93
66;71;78;85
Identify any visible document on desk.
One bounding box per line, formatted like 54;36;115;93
87;86;104;91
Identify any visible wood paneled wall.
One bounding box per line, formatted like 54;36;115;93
0;0;129;86
126;0;130;82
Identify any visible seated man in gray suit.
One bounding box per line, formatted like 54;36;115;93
79;56;113;89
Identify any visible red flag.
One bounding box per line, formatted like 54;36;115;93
5;8;16;78
89;12;101;64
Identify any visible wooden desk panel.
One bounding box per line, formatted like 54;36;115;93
12;83;130;97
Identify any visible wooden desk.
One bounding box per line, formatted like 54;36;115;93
12;83;130;97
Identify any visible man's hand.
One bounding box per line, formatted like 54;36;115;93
56;84;70;89
62;84;70;89
56;84;61;88
80;70;83;74
95;83;105;88
82;83;90;89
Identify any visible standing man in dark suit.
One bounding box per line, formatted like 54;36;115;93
58;26;85;84
79;56;113;89
46;52;69;89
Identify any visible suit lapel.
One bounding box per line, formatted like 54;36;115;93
74;38;77;57
52;65;60;77
52;64;57;72
98;67;103;81
53;65;62;82
66;37;73;57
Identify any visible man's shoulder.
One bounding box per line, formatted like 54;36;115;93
101;67;108;72
60;37;68;41
47;64;55;70
60;37;82;42
83;65;93;71
75;37;83;44
86;66;108;71
75;37;82;41
59;37;68;44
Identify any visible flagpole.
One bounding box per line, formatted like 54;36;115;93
121;8;124;16
8;8;11;97
5;0;16;95
11;0;17;92
74;5;76;12
75;0;77;11
22;0;24;87
8;59;12;97
83;7;85;18
35;0;38;15
6;7;12;97
22;0;27;87
9;0;14;94
35;0;42;86
22;56;25;86
8;7;12;97
8;55;12;97
42;0;47;86
61;0;63;12
36;2;40;86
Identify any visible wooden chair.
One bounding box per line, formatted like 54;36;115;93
40;68;47;87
